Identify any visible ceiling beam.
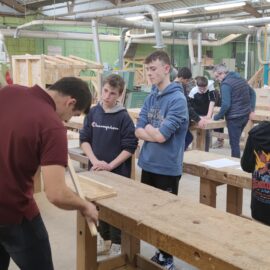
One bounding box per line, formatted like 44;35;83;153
0;0;25;13
111;0;179;8
243;4;261;18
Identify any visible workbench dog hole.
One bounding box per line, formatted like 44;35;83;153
194;251;201;260
192;220;201;224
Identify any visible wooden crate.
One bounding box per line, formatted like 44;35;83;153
124;57;148;86
12;54;103;100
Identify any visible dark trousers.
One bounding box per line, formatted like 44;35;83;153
0;214;54;270
98;221;121;244
227;115;249;158
205;130;211;152
184;129;193;151
141;170;181;259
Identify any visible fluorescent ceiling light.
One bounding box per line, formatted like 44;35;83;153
205;1;246;11
159;9;189;18
125;15;145;21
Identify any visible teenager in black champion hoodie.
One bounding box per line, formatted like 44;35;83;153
241;121;270;225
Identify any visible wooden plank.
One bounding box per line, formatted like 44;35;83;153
69;148;89;166
69;55;104;69
253;109;270;121
97;254;126;270
79;174;117;201
136;254;164;270
79;170;270;270
68;157;97;237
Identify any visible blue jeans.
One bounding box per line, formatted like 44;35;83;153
227;115;249;158
0;214;54;270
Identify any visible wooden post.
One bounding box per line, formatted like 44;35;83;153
196;129;206;151
200;177;220;207
77;212;97;270
226;186;243;216
121;231;140;267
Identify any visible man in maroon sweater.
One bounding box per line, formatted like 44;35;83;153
0;77;98;270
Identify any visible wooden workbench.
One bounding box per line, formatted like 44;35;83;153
77;170;270;270
65;109;226;152
183;150;250;216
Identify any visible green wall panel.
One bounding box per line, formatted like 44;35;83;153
135;44;157;58
100;42;119;66
213;43;233;64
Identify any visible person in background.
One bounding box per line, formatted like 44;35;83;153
241;121;270;226
80;74;138;256
212;84;225;149
175;67;208;150
0;77;98;270
135;50;188;270
213;64;256;158
189;76;216;151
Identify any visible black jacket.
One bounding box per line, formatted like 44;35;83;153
80;103;138;177
241;121;270;225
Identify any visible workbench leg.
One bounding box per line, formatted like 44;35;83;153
196;130;206;151
200;177;219;207
77;211;97;270
226;186;243;216
121;231;140;266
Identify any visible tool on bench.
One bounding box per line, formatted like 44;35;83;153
67;155;97;237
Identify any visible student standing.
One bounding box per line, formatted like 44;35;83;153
0;77;98;270
80;74;138;255
241;121;270;226
135;51;188;270
189;76;216;151
213;64;256;158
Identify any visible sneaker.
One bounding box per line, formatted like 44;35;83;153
151;251;161;264
97;234;111;255
212;139;224;149
109;243;121;256
151;252;176;270
162;257;176;270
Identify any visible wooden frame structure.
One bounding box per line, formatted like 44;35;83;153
12;54;103;101
124;57;148;86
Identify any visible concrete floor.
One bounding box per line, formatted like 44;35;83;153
9;138;252;270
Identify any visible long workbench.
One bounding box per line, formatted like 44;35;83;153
66;108;226;151
183;150;250;216
77;170;270;270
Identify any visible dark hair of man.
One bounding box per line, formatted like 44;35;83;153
48;77;92;113
196;76;208;87
177;67;192;79
144;50;171;66
103;74;125;95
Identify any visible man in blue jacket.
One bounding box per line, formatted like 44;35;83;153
213;64;256;158
135;51;188;270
